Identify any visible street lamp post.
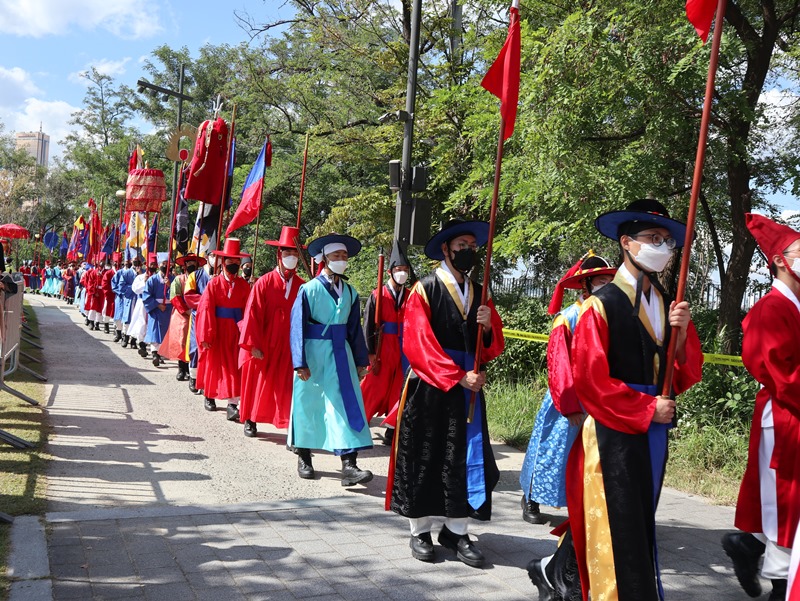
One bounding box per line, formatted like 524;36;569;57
136;64;193;258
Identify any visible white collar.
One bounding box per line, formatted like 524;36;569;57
773;279;800;315
439;261;470;312
321;272;343;298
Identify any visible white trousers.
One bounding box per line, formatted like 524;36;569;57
757;423;791;580
149;342;160;353
409;516;469;536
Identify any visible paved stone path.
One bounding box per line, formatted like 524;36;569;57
6;297;752;600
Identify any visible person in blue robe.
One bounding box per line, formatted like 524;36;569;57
289;233;373;486
142;260;173;366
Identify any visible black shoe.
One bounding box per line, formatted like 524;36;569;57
226;404;240;422
527;557;555;601
437;525;484;568
114;330;122;343
189;378;198;394
340;452;373;486
721;532;765;598
769;579;787;601
93;322;100;331
128;338;136;349
244;420;257;437
137;342;148;357
410;532;435;562
152;352;162;367
521;495;547;525
204;397;217;412
104;323;110;334
297;449;315;479
85;317;90;326
176;370;188;381
382;427;395;446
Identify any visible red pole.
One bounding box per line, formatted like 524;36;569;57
661;0;727;397
296;132;310;230
372;250;385;375
216;105;237;249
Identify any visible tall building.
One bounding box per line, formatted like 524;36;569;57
15;128;50;169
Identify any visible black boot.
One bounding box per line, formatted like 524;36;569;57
721;532;765;598
138;342;148;357
88;320;94;329
128;337;137;349
114;330;122;342
152;351;162;367
438;525;484;568
340;452;372;486
85;317;90;326
769;579;787;601
382;427;395;446
204;397;216;411
244;420;257;437
189;378;198;394
226;404;240;422
410;532;435;562
93;321;100;331
176;361;188;381
121;335;129;348
104;322;110;334
527;557;555;600
297;448;315;479
521;495;547;525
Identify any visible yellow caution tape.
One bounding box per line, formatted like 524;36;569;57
501;328;743;367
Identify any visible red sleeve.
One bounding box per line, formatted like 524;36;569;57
171;296;189;314
480;298;505;363
671;321;704;396
548;315;580;415
743;295;800;419
196;283;216;346
571;298;657;434
403;284;465;392
239;278;267;354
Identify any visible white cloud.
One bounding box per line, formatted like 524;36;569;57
0;0;164;40
5;98;80;159
68;58;132;85
0;66;43;106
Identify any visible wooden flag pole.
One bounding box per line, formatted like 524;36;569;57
661;0;727;398
296;132;310;230
372;250;385;375
467;113;506;424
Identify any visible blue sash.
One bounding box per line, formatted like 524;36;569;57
382;321;399;335
627;382;669;601
215;307;243;322
306;322;365;432
444;347;486;510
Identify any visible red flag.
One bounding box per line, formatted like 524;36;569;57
480;0;521;140
686;0;717;43
129;147;138;173
225;138;270;235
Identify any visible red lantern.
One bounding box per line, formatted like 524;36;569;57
125;168;167;213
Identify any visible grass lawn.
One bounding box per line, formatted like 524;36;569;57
0;300;49;600
485;379;747;506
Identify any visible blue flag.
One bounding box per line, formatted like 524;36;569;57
148;215;159;254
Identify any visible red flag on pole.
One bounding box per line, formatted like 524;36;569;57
480;0;521;140
686;0;717;43
225;138;270;235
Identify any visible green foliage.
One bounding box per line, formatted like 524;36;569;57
488;295;553;383
484;375;548;448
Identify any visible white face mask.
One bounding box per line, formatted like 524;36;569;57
789;255;800;279
328;260;348;275
281;255;299;270
392;270;409;285
634;243;673;273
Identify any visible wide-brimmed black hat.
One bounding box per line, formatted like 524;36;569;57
595;199;688;247
424;219;490;260
308;233;361;262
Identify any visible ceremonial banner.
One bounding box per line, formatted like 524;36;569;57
480;0;521;140
686;0;717;42
226;138;269;235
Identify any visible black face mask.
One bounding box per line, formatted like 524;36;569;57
243;267;252;278
225;263;240;275
450;248;477;273
186;264;197;274
159;266;168;275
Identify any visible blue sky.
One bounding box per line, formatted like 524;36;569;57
0;0;292;158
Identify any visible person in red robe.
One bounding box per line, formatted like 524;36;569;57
238;226;306;438
100;255;116;334
530;200;704;601
83;263;104;330
196;238;252;420
722;213;800;601
388;219;505;568
360;240;411;445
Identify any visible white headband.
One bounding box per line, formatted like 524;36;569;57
314;242;347;263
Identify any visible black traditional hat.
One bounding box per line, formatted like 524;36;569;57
388;239;411;269
595;199;688;247
424;219;490;260
308;233;361;262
